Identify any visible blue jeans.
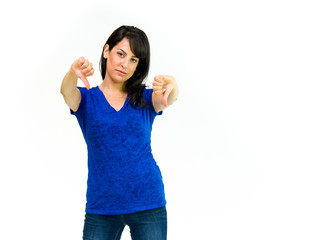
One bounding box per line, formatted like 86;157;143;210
82;206;167;240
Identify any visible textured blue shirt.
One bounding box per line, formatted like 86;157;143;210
70;86;166;215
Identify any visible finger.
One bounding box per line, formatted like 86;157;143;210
83;62;93;70
161;75;175;81
154;75;164;81
82;61;93;73
152;85;162;91
78;57;86;67
85;68;95;77
80;75;90;90
82;65;93;74
154;76;163;83
157;75;175;84
81;59;90;69
154;89;165;95
152;80;163;86
162;90;168;107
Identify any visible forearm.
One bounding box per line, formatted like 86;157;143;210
60;68;78;96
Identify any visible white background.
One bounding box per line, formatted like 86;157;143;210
1;0;328;239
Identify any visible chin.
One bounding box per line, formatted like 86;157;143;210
113;76;130;83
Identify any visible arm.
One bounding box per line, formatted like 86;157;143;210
60;69;81;112
60;57;94;112
152;75;179;113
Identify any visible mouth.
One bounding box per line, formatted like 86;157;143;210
116;70;127;75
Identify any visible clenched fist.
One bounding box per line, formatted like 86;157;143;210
152;75;177;107
70;57;95;90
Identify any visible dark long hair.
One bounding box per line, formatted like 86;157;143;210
99;25;150;109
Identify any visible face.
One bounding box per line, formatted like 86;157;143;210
103;38;139;83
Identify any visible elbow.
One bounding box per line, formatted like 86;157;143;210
60;88;66;96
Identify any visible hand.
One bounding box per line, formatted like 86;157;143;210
70;57;94;90
152;75;176;107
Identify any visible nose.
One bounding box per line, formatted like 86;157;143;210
121;58;129;69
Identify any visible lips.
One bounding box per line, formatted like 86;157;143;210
116;70;127;75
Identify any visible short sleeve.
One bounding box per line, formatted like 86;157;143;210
143;88;163;116
70;86;87;116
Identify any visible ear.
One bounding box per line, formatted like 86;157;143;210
103;44;110;59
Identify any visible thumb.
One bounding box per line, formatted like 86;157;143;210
162;89;170;107
72;57;90;90
80;74;90;90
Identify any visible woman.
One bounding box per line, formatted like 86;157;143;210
60;25;178;240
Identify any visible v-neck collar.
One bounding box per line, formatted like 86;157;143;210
97;86;128;113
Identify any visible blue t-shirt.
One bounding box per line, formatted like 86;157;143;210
70;86;166;215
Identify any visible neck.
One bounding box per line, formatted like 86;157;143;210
100;76;126;95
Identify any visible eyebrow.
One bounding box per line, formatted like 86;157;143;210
119;49;138;58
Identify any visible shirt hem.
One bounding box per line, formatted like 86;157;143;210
85;201;167;215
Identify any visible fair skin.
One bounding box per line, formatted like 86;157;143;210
99;38;139;111
60;38;178;113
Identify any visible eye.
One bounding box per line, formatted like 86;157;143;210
131;58;138;63
117;52;124;57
